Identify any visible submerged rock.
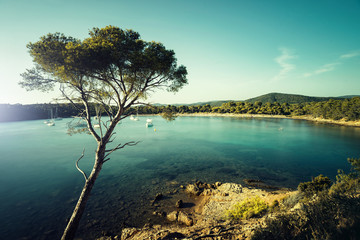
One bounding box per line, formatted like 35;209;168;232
151;193;164;205
175;199;183;208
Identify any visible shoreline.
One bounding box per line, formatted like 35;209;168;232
118;181;295;240
174;113;360;128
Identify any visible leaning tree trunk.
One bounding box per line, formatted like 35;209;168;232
61;145;105;240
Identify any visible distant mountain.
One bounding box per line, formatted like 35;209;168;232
244;93;345;104
188;100;232;107
338;95;360;99
158;93;359;107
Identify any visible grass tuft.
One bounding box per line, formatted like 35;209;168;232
225;196;268;220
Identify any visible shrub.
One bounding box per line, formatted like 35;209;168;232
252;193;360;240
281;192;304;209
225;196;268;220
348;157;360;174
329;158;360;197
252;158;360;240
298;174;331;196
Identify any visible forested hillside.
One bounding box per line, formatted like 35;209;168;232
0;103;94;122
187;93;356;106
1;96;359;122
143;97;360;121
245;92;344;104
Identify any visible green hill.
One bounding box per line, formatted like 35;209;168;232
183;93;359;106
188;100;232;107
244;93;344;104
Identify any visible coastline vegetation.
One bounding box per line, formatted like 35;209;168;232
1;96;360;123
250;157;360;239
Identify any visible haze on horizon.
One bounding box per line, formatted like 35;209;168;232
0;0;359;105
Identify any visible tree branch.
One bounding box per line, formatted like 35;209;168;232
104;141;140;160
75;148;88;182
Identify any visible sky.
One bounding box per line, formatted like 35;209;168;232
0;0;359;105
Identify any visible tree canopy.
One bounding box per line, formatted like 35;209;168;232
20;25;187;127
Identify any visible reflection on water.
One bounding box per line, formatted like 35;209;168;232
0;116;359;239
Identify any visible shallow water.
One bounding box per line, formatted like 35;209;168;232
0;116;359;239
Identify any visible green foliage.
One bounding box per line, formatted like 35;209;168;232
348;157;360;173
330;157;360;197
160;109;177;122
252;158;360;240
330;170;359;197
3;96;360;123
252;195;360;240
298;174;332;197
225;196;268;220
20;25;187;124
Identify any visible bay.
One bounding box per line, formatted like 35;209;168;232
0;116;359;239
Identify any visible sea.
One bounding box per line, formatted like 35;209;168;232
0;116;359;239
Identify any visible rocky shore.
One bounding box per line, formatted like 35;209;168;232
96;181;294;240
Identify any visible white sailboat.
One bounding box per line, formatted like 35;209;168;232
47;109;55;126
130;115;139;121
146;118;153;127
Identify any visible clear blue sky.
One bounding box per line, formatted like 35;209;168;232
1;0;359;104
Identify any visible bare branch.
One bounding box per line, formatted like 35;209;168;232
59;85;84;114
75;148;88;182
104;141;140;159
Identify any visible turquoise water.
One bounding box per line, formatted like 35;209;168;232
0;116;360;239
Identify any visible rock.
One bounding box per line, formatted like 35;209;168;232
162;232;186;239
197;181;206;189
155;193;163;201
151;193;163;205
121;228;139;239
217;183;242;194
96;237;112;240
175;199;183;208
178;211;193;226
167;211;178;222
153;211;166;217
200;188;213;196
215;181;222;187
143;223;152;229
292;202;304;211
244;179;263;184
185;184;200;195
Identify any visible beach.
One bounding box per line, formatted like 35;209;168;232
176;113;360;128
